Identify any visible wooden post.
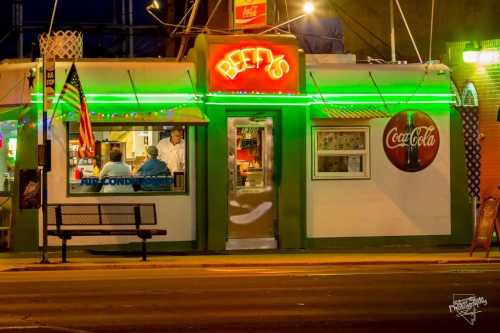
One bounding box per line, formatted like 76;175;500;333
176;0;201;61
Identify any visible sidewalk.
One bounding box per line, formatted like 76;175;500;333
1;248;500;272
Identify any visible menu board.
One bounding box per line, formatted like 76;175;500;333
470;197;500;257
317;131;366;151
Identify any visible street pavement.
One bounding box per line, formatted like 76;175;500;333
0;262;499;332
1;249;500;272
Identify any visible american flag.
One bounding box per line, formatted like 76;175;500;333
61;63;95;158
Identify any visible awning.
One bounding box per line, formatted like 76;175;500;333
310;104;390;119
0;104;30;121
61;103;209;124
0;62;33;106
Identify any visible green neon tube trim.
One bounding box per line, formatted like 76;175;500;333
206;101;452;106
32;100;198;105
206;93;454;98
31;93;195;98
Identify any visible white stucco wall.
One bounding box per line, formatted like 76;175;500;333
306;112;451;238
40;120;197;246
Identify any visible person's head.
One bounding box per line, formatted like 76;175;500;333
146;145;159;160
169;126;183;145
109;148;122;162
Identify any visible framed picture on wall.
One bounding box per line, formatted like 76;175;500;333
312;127;370;180
19;169;41;209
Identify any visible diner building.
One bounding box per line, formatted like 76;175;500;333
0;34;472;252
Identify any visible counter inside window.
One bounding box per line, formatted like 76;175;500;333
67;123;188;195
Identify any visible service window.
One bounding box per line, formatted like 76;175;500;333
312;127;370;179
68;123;188;195
0;121;17;194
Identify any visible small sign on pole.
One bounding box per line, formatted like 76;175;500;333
44;56;55;111
469;197;500;257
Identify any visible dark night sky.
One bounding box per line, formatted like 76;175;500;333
0;0;203;60
1;1;499;62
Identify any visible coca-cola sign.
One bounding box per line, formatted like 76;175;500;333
383;110;440;172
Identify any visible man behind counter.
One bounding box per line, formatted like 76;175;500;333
157;126;185;173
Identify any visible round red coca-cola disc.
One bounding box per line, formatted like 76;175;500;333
383;110;440;172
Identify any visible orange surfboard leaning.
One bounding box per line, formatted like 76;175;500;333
469;197;500;257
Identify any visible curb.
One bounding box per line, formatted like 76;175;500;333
2;257;500;272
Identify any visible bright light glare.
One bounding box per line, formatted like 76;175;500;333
463;49;500;65
463;50;480;63
147;0;160;10
303;2;314;15
479;50;500;65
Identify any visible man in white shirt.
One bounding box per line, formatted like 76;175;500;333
157;127;185;173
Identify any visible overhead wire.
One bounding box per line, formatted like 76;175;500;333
328;0;400;59
205;0;224;29
170;2;195;37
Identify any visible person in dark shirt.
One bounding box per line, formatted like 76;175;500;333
136;146;170;191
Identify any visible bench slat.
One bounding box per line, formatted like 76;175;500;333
48;229;167;236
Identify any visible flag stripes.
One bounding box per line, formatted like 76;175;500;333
60;64;95;158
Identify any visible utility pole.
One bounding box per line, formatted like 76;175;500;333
41;0;59;264
13;0;24;58
390;0;396;63
121;0;126;56
166;0;176;57
176;0;201;61
128;0;134;57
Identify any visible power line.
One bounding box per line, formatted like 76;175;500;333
329;0;401;59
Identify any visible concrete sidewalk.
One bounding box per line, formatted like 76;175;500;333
1;249;500;272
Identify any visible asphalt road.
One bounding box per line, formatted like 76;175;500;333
0;263;499;333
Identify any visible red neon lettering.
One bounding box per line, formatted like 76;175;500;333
216;47;290;80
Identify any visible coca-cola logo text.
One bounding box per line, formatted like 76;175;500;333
383;110;440;172
385;125;437;149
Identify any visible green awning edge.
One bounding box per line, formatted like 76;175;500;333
60;104;209;125
310;104;390;119
0;104;31;121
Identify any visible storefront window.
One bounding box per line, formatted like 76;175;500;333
68;123;188;195
312;127;370;179
0;121;17;193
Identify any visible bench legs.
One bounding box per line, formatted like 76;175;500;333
62;238;68;263
142;238;147;261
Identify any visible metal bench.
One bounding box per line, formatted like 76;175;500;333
48;203;167;262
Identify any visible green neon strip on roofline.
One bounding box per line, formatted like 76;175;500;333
206;100;453;106
32;93;453;98
31;93;195;98
312;93;454;97
32;100;199;104
206;93;454;98
309;100;453;104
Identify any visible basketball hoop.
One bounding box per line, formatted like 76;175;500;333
39;30;83;59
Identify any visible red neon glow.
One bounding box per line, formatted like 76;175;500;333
208;41;299;94
216;47;290;80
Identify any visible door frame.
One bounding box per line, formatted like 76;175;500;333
225;113;281;249
204;104;305;252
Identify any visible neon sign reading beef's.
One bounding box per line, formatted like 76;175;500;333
216;47;290;80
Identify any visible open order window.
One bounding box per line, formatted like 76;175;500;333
312;127;370;180
68;123;188;195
